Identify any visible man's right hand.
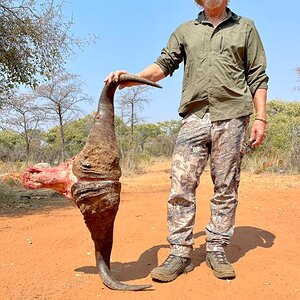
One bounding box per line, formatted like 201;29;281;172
104;64;165;89
104;70;138;89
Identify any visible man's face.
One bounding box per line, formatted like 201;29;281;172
199;0;227;9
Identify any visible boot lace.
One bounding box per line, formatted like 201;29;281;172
160;255;181;268
212;252;229;265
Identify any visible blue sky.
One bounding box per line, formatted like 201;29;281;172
64;0;300;122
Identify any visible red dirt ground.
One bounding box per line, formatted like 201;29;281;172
0;161;299;300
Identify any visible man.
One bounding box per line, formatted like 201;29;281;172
105;0;268;282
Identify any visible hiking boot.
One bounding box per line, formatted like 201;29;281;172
151;254;194;282
206;251;236;279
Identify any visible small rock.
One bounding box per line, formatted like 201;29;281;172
34;163;51;168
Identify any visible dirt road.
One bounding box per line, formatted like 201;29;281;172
0;161;299;300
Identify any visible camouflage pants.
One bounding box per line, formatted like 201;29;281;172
168;112;249;257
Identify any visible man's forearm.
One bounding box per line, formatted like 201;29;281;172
250;88;267;146
137;64;166;83
253;88;267;119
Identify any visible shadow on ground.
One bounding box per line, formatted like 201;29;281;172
75;226;275;282
0;186;75;217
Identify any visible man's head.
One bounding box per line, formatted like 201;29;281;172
194;0;230;9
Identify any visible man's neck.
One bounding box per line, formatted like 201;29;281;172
205;8;227;27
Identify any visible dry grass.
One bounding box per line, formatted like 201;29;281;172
0;161;29;175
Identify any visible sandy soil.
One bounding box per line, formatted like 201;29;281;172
0;161;299;300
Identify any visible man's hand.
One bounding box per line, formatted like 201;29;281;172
104;70;137;89
104;64;166;90
249;119;267;147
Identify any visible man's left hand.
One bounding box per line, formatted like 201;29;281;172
249;120;267;146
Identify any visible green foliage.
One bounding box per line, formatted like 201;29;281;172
0;130;25;161
0;0;81;100
44;114;94;160
134;123;162;152
268;99;300;118
158;120;181;136
148;120;181;157
114;115;133;160
0;130;23;150
266;100;300;154
243;99;300;173
114;114;180;172
64;114;93;156
43;126;61;162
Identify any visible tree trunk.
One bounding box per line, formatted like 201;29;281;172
58;105;65;162
23;115;30;161
130;101;134;143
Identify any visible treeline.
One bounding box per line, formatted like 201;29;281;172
0;113;180;167
0;99;299;173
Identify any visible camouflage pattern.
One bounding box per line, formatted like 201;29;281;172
167;112;249;257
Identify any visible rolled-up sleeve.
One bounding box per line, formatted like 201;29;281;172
155;29;185;77
245;21;269;95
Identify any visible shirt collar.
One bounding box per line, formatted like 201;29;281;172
194;8;239;25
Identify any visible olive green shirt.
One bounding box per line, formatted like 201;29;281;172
155;9;269;121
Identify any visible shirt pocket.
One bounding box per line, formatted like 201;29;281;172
219;29;247;65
